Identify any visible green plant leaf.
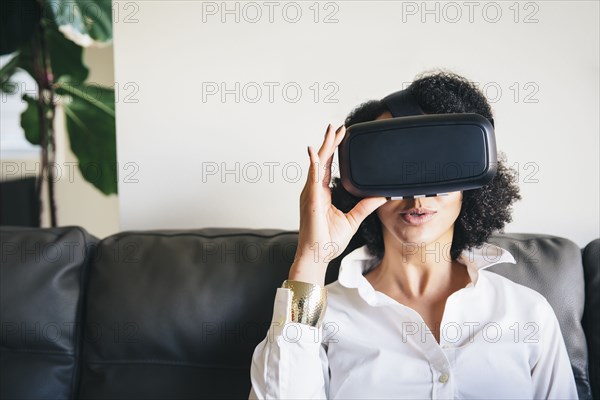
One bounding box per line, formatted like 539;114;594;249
0;53;19;92
57;80;117;195
17;26;89;84
47;27;89;83
0;0;41;55
0;53;19;80
21;95;41;145
49;0;113;44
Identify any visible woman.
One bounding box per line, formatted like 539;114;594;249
249;71;578;399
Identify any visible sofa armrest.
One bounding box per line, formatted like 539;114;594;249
582;238;600;400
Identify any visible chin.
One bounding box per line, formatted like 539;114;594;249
387;223;453;249
398;232;440;248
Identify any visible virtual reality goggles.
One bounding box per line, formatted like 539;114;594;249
338;88;497;199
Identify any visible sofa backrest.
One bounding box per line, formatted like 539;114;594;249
0;226;99;399
1;226;595;399
77;228;296;399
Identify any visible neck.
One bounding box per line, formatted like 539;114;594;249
366;227;468;299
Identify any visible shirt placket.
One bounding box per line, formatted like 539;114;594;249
388;297;458;400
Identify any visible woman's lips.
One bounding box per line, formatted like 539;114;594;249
399;210;437;226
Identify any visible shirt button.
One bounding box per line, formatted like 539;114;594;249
439;373;449;383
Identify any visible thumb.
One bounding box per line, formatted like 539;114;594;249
346;196;388;231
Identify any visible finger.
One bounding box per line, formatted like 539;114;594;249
345;196;388;231
315;123;338;185
306;145;320;185
335;125;346;146
317;124;334;159
321;153;334;187
309;124;344;188
321;125;345;185
326;124;346;159
318;123;343;161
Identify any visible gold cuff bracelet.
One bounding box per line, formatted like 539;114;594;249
281;280;328;327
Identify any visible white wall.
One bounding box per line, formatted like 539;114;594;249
112;0;599;247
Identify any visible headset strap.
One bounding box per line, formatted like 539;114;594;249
381;88;424;117
381;88;495;128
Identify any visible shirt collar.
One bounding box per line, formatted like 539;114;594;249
337;242;516;306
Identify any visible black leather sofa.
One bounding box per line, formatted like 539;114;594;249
1;225;598;399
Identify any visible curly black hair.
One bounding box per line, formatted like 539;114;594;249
331;70;521;260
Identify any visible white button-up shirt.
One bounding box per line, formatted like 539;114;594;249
250;243;578;399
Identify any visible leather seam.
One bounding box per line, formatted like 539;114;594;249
84;360;248;368
0;348;75;356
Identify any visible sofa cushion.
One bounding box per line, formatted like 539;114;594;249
77;228;297;399
0;226;98;399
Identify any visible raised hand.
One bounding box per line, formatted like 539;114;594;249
289;123;388;286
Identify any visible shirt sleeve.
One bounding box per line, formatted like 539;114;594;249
530;298;579;399
249;287;330;399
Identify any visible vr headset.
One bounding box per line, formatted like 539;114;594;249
338;88;497;199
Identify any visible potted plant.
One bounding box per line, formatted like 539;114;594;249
1;0;116;226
